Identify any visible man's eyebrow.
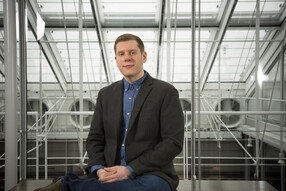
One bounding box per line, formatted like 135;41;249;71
117;49;137;53
128;49;138;52
116;50;124;54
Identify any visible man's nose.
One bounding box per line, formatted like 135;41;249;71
124;54;131;61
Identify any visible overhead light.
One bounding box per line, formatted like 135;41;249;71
257;64;268;87
37;12;45;40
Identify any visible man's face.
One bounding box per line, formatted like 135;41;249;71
115;40;147;83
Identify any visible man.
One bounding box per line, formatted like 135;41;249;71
35;33;184;191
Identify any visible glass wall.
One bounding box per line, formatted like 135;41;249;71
0;0;285;191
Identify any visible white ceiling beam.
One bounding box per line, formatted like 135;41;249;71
27;0;68;94
156;0;166;79
279;4;286;23
199;0;237;92
90;0;112;84
155;0;162;24
95;0;105;24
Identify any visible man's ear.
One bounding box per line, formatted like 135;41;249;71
143;51;147;63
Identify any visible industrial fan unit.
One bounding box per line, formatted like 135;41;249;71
69;99;95;129
214;98;241;129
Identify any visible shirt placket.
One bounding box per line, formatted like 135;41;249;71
121;85;135;166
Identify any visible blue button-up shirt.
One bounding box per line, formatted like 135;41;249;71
117;71;148;177
91;71;148;178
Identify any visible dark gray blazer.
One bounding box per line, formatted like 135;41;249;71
86;74;184;191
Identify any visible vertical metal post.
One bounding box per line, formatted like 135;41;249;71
244;135;251;180
40;51;43;141
182;115;186;179
184;112;188;180
35;113;39;179
279;34;285;191
197;0;201;180
217;46;222;178
39;50;43;179
79;0;84;167
45;114;48;179
19;0;27;181
218;46;221;139
166;0;171;83
171;0;178;84
99;52;102;89
254;0;260;179
4;0;18;190
191;0;196;180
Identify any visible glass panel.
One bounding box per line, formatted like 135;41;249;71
232;0;286;25
27;31;58;83
101;0;157;14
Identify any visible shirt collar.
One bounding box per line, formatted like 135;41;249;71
123;71;148;91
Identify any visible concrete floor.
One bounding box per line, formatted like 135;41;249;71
9;179;277;191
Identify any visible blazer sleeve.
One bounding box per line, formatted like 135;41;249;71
86;90;106;171
128;87;184;175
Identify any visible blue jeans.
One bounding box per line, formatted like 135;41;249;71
62;172;171;191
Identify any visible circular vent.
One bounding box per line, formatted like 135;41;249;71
27;99;49;128
70;99;95;128
215;98;241;128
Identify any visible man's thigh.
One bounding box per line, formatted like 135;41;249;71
102;175;171;191
62;172;171;191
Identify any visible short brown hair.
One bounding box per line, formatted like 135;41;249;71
114;33;145;54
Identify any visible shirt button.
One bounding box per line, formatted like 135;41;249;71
129;97;132;100
126;129;128;131
127;113;130;115
125;89;127;91
136;89;139;91
122;144;124;147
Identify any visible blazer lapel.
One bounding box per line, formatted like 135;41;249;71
110;80;124;143
128;75;153;131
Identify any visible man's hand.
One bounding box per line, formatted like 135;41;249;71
98;166;132;183
96;168;116;179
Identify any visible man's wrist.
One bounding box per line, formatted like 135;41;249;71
126;165;136;179
90;165;105;174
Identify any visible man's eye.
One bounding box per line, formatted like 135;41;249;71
118;53;124;56
130;51;135;55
